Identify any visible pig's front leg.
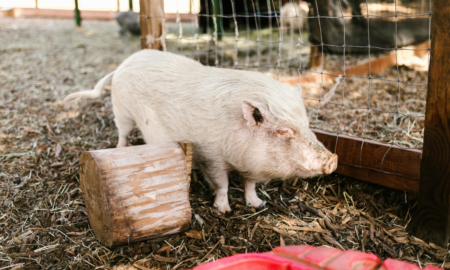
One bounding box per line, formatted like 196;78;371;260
205;167;231;213
242;178;265;208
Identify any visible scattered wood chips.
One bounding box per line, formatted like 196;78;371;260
0;18;446;270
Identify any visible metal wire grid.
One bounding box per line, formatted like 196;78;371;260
141;0;431;156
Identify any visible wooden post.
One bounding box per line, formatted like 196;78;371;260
35;0;38;9
79;141;193;246
139;0;165;50
74;0;81;27
413;0;450;247
117;0;120;12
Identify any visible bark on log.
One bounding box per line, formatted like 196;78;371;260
79;141;193;246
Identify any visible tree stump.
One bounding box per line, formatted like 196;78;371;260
79;141;193;246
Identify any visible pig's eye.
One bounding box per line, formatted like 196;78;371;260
276;128;294;139
252;108;264;123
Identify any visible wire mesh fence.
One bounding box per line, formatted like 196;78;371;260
142;0;431;152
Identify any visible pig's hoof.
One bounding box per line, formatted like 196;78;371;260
247;197;265;208
214;202;232;213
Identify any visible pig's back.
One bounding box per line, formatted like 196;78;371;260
110;50;302;157
110;50;237;146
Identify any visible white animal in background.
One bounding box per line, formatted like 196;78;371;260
280;2;309;34
63;50;337;213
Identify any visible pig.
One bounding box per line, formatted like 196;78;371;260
115;10;140;37
63;50;338;213
280;2;309;34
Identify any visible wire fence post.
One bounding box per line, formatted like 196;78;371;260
74;0;81;27
35;0;38;9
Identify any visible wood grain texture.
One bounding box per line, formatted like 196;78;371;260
139;0;164;50
313;129;421;193
80;142;192;246
414;0;450;247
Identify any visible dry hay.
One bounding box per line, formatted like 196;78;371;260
0;18;446;270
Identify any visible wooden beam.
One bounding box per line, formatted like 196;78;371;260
280;41;429;85
413;0;450;247
313;129;421;193
12;8;117;20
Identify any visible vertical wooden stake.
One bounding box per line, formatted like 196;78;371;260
139;0;165;50
414;0;450;247
35;0;39;9
117;0;120;12
74;0;81;27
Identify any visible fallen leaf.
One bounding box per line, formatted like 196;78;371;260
35;144;49;157
54;110;81;122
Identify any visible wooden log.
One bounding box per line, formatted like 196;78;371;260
413;0;450;247
139;0;165;50
79;141;193;247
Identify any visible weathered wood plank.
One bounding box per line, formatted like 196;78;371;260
413;0;450;247
313;129;421;193
80;141;192;246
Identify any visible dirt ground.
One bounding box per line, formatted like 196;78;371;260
0;18;445;270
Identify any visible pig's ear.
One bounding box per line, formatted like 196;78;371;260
242;101;267;127
276;127;294;139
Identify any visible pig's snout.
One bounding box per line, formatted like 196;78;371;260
323;154;338;174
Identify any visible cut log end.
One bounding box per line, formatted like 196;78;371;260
80;141;193;246
80;152;114;246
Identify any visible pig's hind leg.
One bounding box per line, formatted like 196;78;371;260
113;109;136;148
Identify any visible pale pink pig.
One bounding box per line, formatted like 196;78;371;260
63;50;337;213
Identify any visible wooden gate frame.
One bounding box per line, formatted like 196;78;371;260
139;0;450;246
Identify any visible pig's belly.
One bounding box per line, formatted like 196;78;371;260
133;106;175;145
